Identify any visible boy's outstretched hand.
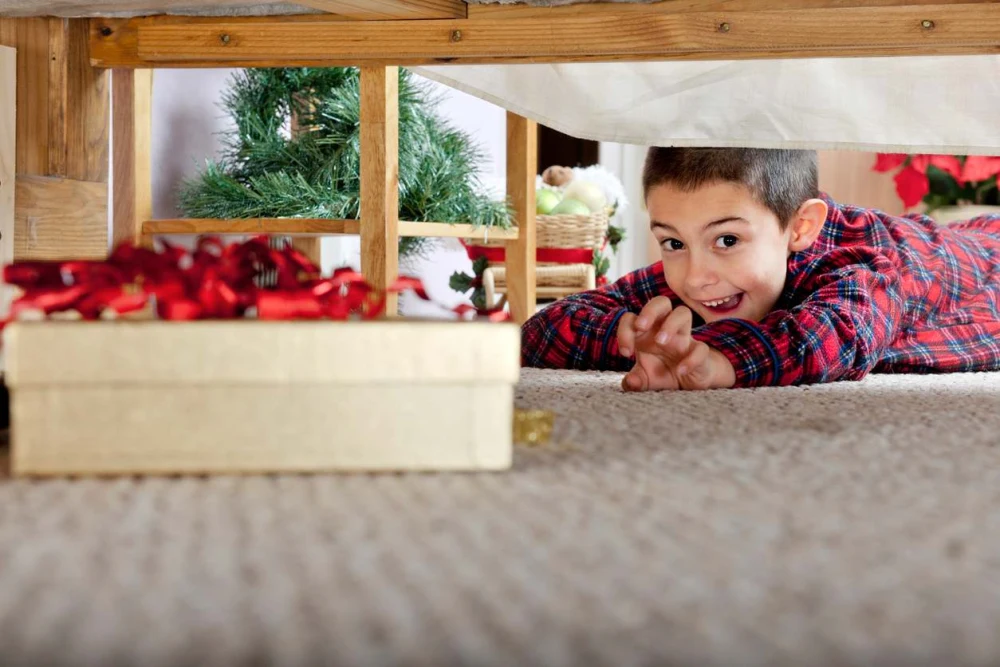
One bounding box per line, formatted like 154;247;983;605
617;296;737;391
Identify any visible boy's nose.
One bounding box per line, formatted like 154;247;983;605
684;257;719;291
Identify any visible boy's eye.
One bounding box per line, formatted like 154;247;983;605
661;238;684;251
715;235;739;249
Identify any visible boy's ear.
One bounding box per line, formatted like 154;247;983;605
787;198;828;252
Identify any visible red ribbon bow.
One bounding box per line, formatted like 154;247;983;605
2;236;510;325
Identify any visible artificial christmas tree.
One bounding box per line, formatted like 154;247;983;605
176;67;512;259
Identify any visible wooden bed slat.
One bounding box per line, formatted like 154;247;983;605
91;3;1000;67
296;0;466;20
467;0;995;19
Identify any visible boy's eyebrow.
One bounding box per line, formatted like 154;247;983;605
649;216;749;232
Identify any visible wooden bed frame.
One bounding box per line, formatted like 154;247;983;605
1;0;998;324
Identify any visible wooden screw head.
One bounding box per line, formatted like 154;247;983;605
718;22;731;33
220;33;231;44
451;29;462;42
921;19;935;29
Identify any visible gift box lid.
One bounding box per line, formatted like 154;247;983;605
3;319;521;387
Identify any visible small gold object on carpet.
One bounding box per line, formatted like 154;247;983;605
513;409;554;446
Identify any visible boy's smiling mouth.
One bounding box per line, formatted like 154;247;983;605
700;293;744;314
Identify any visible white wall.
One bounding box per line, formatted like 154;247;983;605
149;69;648;315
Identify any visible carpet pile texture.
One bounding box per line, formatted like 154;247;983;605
1;368;1000;666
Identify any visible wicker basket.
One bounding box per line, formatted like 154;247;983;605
477;210;609;307
477;210;609;260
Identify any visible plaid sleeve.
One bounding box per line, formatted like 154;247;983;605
520;263;670;370
692;247;905;387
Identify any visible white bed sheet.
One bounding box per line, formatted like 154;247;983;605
415;56;1000;154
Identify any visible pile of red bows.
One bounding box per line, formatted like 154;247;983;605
2;236;509;325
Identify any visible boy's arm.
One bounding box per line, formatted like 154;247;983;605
692;247;905;387
520;263;671;370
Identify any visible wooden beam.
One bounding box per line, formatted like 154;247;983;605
399;221;517;241
360;66;399;317
5;19;48;173
144;218;361;236
0;46;14;318
65;19;110;182
467;0;991;19
14;176;107;261
90;3;1000;68
143;218;519;240
2;19;109;180
112;68;152;250
46;19;67;177
287;99;324;268
503;112;536;325
0;19;110;266
295;0;465;20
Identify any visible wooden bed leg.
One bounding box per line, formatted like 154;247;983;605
0;19;109;262
0;46;14;319
360;66;399;316
112;68;152;249
504;112;537;325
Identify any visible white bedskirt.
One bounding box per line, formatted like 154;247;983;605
415;56;1000;154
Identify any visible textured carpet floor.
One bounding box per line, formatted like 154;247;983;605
2;368;1000;666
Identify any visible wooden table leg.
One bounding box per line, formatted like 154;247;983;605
112;68;152;249
504;112;537;325
360;66;399;316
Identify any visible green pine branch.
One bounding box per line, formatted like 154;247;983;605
177;67;512;257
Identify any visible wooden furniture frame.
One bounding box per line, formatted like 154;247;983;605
2;0;1000;325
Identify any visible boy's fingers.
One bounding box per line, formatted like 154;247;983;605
617;312;637;357
654;306;694;358
622;364;649;392
677;341;712;388
634;297;673;333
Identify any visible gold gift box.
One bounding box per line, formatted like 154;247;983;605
4;319;520;477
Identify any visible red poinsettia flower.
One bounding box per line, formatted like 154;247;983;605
960;156;1000;184
892;165;930;208
915;154;964;183
872;153;908;173
873;153;966;208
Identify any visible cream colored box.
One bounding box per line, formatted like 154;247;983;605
4;319;520;476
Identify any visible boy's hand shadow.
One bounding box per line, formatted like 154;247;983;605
617;297;735;391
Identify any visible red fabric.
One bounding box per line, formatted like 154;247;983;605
463;244;595;265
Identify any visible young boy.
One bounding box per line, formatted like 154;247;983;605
520;147;1000;391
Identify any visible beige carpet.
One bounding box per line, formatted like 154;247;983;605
2;368;1000;666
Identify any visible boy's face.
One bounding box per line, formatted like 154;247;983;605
647;180;810;324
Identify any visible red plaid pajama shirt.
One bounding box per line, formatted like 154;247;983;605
520;194;1000;387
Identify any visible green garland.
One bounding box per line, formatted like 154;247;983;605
176;67;512;257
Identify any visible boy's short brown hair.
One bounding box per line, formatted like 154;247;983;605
642;147;819;228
